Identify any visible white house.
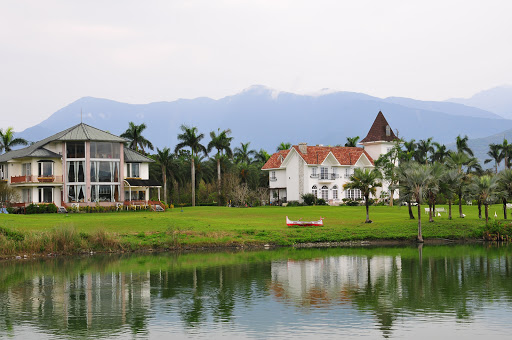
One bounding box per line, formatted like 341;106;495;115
0;123;161;209
262;111;398;205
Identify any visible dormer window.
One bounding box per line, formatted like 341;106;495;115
386;125;391;137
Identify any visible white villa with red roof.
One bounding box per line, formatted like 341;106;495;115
261;111;398;205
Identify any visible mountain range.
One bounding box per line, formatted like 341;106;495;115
15;85;512;166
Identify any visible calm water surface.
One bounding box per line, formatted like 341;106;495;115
0;244;511;339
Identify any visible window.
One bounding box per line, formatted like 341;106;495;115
0;164;7;180
311;167;318;178
22;163;31;176
22;189;32;203
38;187;53;203
333;185;338;200
91;161;119;182
67;161;85;182
320;167;328;180
127;163;140;178
91;185;120;202
38;161;53;177
270;171;276;181
66;142;85;159
345;168;351;178
321;185;328;200
345;189;362;200
90;142;120;159
312;185;318;197
67;184;86;202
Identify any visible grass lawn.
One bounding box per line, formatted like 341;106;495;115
0;204;501;255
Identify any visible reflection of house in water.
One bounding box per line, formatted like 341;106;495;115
2;271;152;337
270;256;402;307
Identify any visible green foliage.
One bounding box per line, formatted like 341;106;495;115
0;226;25;242
316;198;328;206
301;193;316;206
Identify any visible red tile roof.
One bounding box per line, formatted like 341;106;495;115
360;111;398;143
262;146;373;169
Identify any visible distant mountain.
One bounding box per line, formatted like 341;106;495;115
16;85;512;155
447;85;512;119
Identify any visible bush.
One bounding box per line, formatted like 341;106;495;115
301;193;316;206
286;201;303;207
25;204;40;214
317;198;328;206
0;226;25;242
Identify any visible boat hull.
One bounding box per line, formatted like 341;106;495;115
286;216;323;227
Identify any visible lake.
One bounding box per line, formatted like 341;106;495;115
0;244;511;339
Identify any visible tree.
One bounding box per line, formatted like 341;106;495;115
499;139;512;168
345;136;360;147
0;127;28;153
425;163;444;222
276;142;291;151
485;143;504;174
402;139;417;162
374;140;401;206
344;168;382;223
498;169;512;219
207;129;233;205
397;163;432;242
440;169;463;220
154;147;174;204
431;142;450;163
455;135;474;156
470;175;499;224
120;122;154;153
253;149;270;164
234;142;256;164
415;138;434;164
446;151;478;218
175;125;208;207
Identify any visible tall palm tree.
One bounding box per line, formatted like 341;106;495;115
426;162;444;222
175;125;208;207
344;168;382;223
499;139;512;168
120;122;154;153
208;129;233;205
0;127;28;153
470;175;499;224
485;143;504;174
456;135;474;156
254;149;270;164
498;169;512;219
446;151;477;218
234;142;256;164
276;142;291;151
416;138;434;164
441;169;463;220
431;142;449;163
345;136;360;147
154;147;174;204
398;163;432;242
402;139;417;162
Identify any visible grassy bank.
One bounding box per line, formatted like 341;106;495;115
0;205;506;256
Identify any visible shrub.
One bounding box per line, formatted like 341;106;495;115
286;201;302;207
50;226;82;253
301;193;316;206
317;198;328;206
25;204;40;214
0;226;25;242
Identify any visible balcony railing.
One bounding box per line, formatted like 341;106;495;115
310;174;319;178
10;175;63;184
344;173;352;178
270;177;277;182
319;173;338;181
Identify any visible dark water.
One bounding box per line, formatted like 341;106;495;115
1;244;512;339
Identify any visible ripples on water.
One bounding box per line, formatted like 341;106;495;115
0;244;511;339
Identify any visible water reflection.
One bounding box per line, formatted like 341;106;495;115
0;245;511;339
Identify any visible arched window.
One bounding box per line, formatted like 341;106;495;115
321;185;328;200
312;185;318;197
332;185;338;200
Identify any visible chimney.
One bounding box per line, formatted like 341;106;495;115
298;142;307;154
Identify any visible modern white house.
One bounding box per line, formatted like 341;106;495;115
262;111;398;205
0;123;162;209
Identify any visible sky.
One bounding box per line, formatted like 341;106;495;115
1;0;512;131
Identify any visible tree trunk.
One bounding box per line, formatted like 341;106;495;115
458;191;463;218
191;156;196;207
448;200;452;220
217;157;221;206
503;197;508;220
428;202;433;222
408;200;415;219
389;189;394;207
365;195;370;223
432;201;436;219
417;203;424;242
478;200;482;219
162;165;167;204
485;204;489;224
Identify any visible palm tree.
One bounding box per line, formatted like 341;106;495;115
499;139;512;168
154;147;173;204
253;149;270;164
402;139;417;162
441;169;463;220
345;136;360;147
207;129;233;205
431;142;450;163
398;163;432;242
0;127;28;153
393;163;415;219
426;162;444;222
456;135;474;156
344;168;382;223
446;151;477;218
498;169;512;219
234;142;256;164
120;122;154;153
470;175;499;224
416;138;434;164
175;125;208;207
276;142;291;151
485;143;504;173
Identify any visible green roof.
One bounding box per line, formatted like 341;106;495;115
124;148;155;163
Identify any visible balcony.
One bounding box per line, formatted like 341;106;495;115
310;174;319;178
269;177;277;182
10;175;63;184
318;173;338;182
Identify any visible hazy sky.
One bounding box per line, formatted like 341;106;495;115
1;0;511;131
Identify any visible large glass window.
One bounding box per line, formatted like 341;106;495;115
127;163;140;178
38;161;53;177
345;189;362;200
91;185;120;202
321;185;328;200
67;142;85;158
91;161;119;182
22;189;32;203
38;187;53;203
333;185;338;200
320;167;328;180
67;161;85;182
90;142;120;159
312;185;318;197
22;163;31;176
67;185;85;202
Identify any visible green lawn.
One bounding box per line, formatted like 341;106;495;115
0;204;499;254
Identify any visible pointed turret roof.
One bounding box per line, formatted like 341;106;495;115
360;111;398;143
